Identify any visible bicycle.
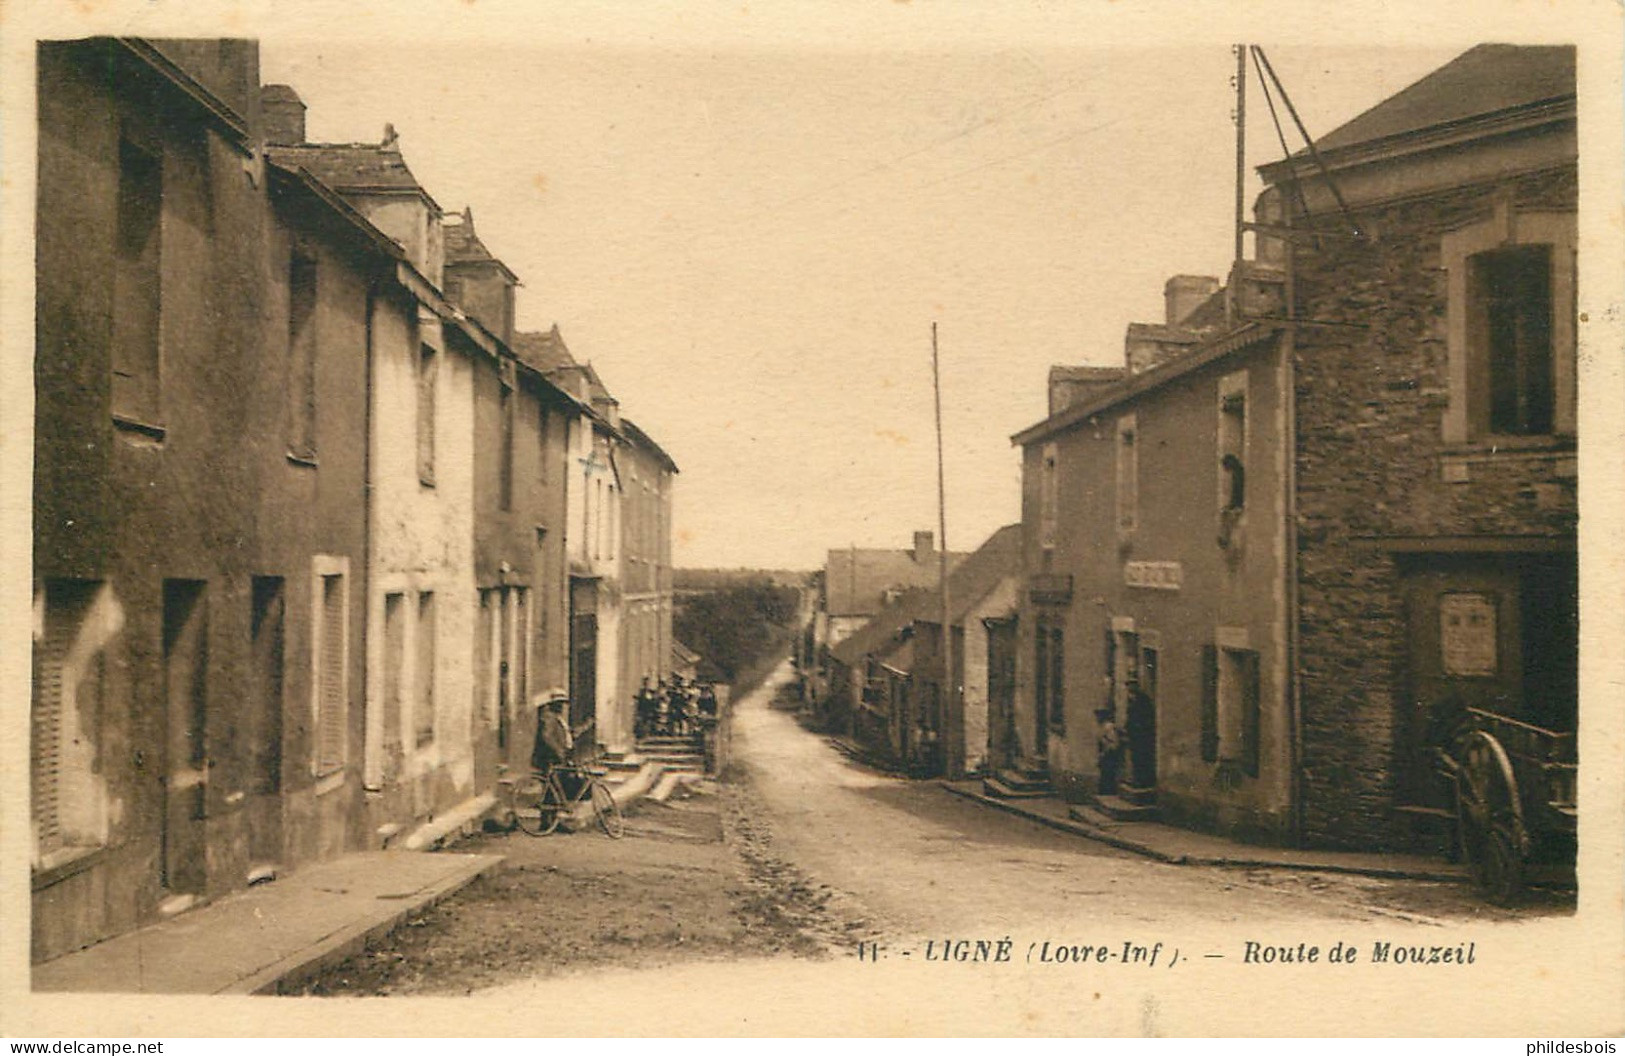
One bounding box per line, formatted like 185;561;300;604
512;763;626;839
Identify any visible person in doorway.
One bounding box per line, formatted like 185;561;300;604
1095;707;1123;796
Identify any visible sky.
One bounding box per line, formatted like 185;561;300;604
249;17;1467;570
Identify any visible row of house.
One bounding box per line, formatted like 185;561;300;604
32;38;678;962
810;45;1579;854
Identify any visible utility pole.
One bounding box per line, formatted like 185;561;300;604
1234;42;1247;268
932;322;952;769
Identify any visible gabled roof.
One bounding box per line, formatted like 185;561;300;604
913;524;1022;627
1306;45;1575;157
829;587;932;668
621;417;679;474
828;525;1020;668
443;208;519;282
825;545;967;619
267;140;443;213
512;326;577;374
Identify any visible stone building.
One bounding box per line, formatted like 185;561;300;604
618;418;680;705
33;40;380;959
268;114;485;847
1011;45;1577;851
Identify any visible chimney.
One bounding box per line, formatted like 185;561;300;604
913;531;935;562
1164;274;1221;327
260;84;306;145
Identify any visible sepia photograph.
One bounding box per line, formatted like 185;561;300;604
4;0;1622;1039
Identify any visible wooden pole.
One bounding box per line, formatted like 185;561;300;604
1235;43;1247;268
932;322;952;773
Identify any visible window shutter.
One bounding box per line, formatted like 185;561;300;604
1240;649;1261;777
1034;623;1049;726
1050;627;1064;731
1200;644;1219;763
1103;627;1116;713
317;575;346;774
32;611;72;856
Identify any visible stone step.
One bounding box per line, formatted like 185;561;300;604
1117;783;1157;807
995;768;1052;793
983;776;1050;800
1091;794;1159;822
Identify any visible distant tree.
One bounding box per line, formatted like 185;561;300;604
674;582;802;683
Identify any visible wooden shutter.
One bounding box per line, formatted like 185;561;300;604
1200;644;1219;763
1034;622;1049;728
1240;648;1261;777
317;574;346;774
1050;626;1065;731
32;603;74;856
416;592;436;746
1103;628;1117;714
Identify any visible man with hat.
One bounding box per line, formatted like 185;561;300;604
531;688;593;798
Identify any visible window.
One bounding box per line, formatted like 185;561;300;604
369;591;406;788
1475;247;1553;436
1035;619;1065;732
312;564;348;778
1441;208;1576;443
1218;372;1247;512
414;591;436;747
113;136;163;426
1202;635;1260;776
249;577;285;796
417;342;438;485
537;405;551;485
287;250;318;461
1115;415;1137;539
1039;442;1059;551
32;581;114;867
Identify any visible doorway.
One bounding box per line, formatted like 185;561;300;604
162;580;208;896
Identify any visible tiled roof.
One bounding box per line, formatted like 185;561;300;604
267;141;440;211
914;523;1022;626
1049;365;1125;383
824;544;967;619
512;326;577;374
622;417;679;474
829;587;932;668
443;208;518;281
829;524;1020;667
1308;45;1575;156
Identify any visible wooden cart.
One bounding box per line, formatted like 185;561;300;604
1437;707;1577;902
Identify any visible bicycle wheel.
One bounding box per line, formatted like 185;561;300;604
515;777;566;836
592;780;626;839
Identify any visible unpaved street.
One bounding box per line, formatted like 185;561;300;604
300;661;1568;996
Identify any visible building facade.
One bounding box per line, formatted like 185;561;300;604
1011;45;1577;852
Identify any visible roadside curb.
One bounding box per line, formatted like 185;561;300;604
939;781;1467;883
234;853;505;995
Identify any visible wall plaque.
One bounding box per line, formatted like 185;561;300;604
1440;592;1497;677
1124;560;1182;590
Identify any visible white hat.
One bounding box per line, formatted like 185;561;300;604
536;687;569;708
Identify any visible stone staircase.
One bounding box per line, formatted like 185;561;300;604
982;758;1053;799
1088;780;1159;822
634;733;706;776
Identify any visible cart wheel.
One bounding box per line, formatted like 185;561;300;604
1454;731;1526;904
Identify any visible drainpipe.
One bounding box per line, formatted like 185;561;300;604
1281;204;1305;846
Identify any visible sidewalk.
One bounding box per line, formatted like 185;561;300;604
940;780;1467;882
32;851;503;995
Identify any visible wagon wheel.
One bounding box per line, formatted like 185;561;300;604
1453;730;1527;903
